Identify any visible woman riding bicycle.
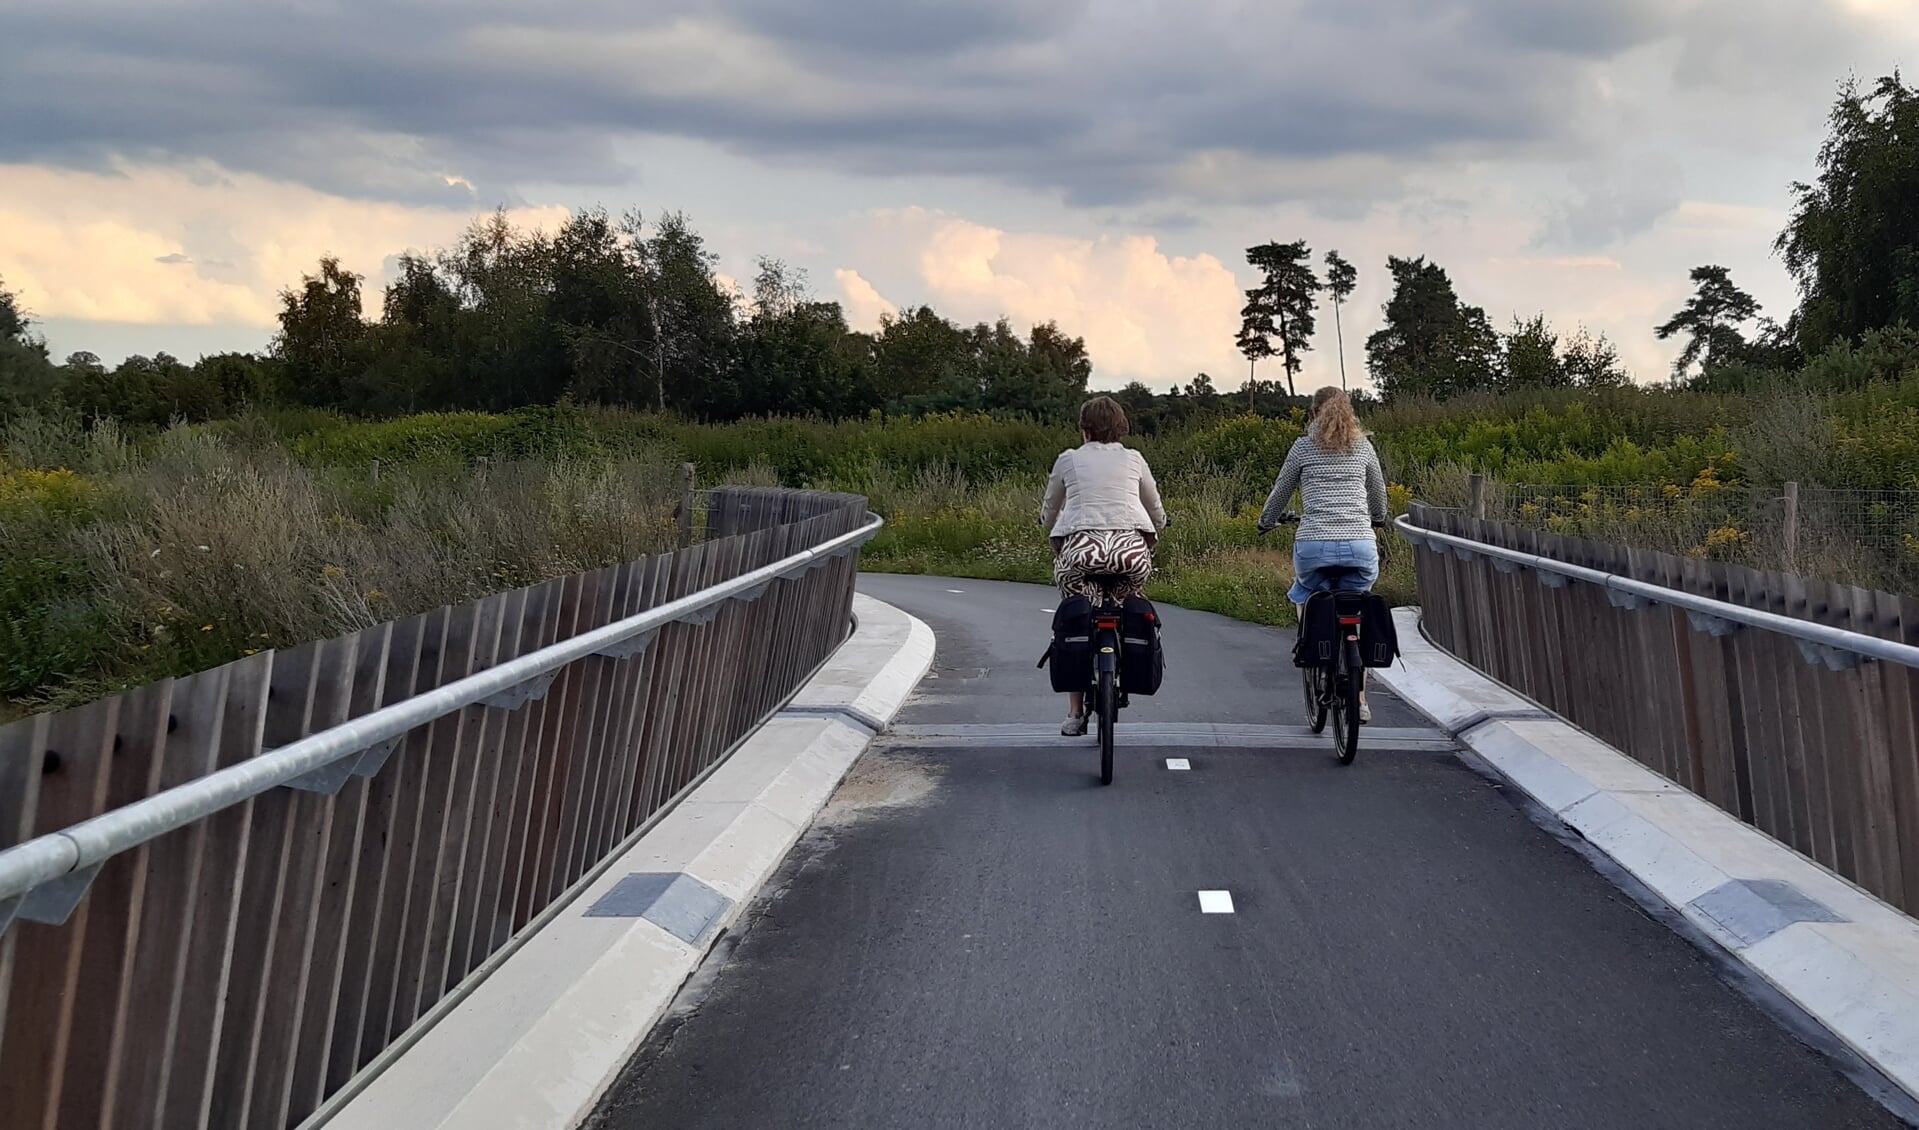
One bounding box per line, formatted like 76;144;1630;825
1258;386;1388;720
1041;395;1168;736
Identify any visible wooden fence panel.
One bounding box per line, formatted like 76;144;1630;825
442;588;527;998
162;654;271;1129
253;636;364;1129
1886;592;1919;912
0;489;870;1127
418;596;510;1016
1410;506;1919;915
342;613;430;1079
57;680;171;1130
285;633;382;1122
0;699;118;1130
488;578;568;951
207;640;323;1128
316;622;399;1101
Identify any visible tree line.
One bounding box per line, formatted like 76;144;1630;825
0;208;1096;427
1234;72;1919;402
1653;74;1919;391
1232;239;1630;403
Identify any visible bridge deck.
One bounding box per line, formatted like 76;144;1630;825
588;574;1899;1129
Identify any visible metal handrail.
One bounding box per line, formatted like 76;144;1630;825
0;513;884;913
1394;514;1919;670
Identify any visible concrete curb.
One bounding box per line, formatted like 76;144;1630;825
326;594;935;1130
1372;607;1919;1108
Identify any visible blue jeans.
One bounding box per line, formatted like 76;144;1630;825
1290;538;1379;605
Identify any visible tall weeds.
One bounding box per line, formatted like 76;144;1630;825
2;421;680;715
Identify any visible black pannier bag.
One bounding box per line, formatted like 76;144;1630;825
1293;591;1399;669
1119;595;1166;695
1039;595;1096;693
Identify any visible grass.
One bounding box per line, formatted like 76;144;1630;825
7;373;1917;715
848;462;1417;626
1;414;682;717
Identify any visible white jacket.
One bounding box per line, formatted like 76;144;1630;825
1040;442;1168;537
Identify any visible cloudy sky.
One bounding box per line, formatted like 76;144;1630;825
3;0;1915;389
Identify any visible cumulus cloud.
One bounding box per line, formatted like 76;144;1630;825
0;160;568;326
836;269;897;331
856;209;1245;385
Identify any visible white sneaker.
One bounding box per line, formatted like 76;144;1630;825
1359;700;1372;725
1061;714;1088;736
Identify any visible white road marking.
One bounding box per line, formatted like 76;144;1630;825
947;589;965;593
1166;758;1191;771
1042;607;1055;613
1198;890;1235;914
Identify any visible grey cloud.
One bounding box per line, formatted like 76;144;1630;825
1669;0;1866;99
1539;156;1685;247
1464;0;1669;53
154;252;192;264
724;0;1080;57
0;0;1881;212
1304;0;1669;54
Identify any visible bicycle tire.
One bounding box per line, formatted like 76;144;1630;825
1303;663;1328;733
1097;668;1117;785
1334;641;1361;765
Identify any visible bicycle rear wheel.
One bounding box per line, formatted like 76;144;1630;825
1097;668;1117;785
1303;664;1328;733
1332;643;1361;765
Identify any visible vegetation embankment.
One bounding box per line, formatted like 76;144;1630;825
10;371;1918;718
0;413;682;718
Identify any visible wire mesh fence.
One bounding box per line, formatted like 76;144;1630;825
1475;480;1919;593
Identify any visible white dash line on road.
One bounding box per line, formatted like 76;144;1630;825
1166;758;1191;771
947;589;966;593
1198;890;1235;914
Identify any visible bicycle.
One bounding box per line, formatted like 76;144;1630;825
1263;513;1387;765
1046;520;1169;786
1083;580;1132;786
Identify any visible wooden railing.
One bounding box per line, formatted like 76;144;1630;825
1405;502;1919;916
0;487;872;1129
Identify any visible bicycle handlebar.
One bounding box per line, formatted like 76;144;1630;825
1258;511;1300;536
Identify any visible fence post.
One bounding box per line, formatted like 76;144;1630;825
677;463;697;547
1783;481;1800;571
369;459;380;485
1469;473;1487;521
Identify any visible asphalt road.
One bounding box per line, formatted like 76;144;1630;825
590;574;1904;1129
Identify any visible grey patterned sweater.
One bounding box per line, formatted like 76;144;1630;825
1259;434;1389;541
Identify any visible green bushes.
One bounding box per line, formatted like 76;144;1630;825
0;466;121;704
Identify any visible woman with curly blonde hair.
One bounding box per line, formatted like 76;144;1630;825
1258;386;1388;718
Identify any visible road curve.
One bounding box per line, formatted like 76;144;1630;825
589;575;1903;1130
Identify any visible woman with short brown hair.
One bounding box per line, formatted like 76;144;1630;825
1041;395;1168;735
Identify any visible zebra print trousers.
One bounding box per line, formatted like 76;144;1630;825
1052;529;1154;602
